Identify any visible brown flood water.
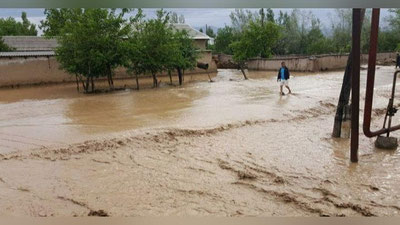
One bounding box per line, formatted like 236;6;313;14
1;67;400;216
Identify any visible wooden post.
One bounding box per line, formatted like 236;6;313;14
332;9;366;138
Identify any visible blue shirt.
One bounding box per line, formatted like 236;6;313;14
280;68;286;80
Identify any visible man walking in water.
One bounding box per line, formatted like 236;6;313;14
277;62;292;95
396;53;400;69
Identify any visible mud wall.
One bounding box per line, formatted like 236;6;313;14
194;39;207;50
214;54;238;69
247;52;397;72
0;51;216;88
0;57;73;87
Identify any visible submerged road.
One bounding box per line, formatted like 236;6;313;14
0;67;400;216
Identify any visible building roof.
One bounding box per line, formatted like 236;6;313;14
170;24;210;40
0;51;56;57
0;24;208;55
1;36;58;52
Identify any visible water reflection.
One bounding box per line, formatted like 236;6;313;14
65;84;210;134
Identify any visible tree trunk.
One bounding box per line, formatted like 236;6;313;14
75;74;80;92
152;72;158;88
135;73;140;90
332;9;366;138
85;76;90;93
168;70;173;84
86;64;91;93
108;65;114;90
79;75;86;91
110;74;114;90
107;73;111;88
91;76;95;92
107;73;114;90
177;68;183;85
239;64;248;80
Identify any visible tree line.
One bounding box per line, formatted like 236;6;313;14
0;12;38;51
2;9;400;55
210;9;400;57
1;9;400;86
39;9;199;93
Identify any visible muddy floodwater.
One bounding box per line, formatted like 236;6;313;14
1;67;400;216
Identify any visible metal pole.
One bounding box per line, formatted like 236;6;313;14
351;9;362;163
362;9;400;137
363;8;380;137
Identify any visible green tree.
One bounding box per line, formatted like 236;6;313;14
169;30;199;85
0;37;12;51
266;8;275;23
329;9;358;54
378;9;400;52
305;18;334;55
0;12;37;36
206;26;215;38
214;26;237;54
328;9;373;54
205;26;216;51
170;12;185;24
379;30;400;52
273;11;290;55
388;9;400;31
273;9;342;55
259;8;266;27
273;10;309;55
215;8;274;55
40;9;83;37
54;8;133;93
229;9;258;32
125;9;177;88
230;20;280;79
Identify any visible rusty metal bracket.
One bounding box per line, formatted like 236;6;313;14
363;8;400;138
364;70;400;137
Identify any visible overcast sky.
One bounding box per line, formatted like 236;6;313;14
0;8;394;35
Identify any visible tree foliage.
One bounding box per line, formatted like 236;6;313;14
229;9;259;33
0;12;37;36
230;20;280;79
125;9;199;88
230;20;280;62
40;9;82;37
0;37;12;51
205;26;215;38
214;26;237;54
53;8;133;92
125;9;175;87
216;8;400;57
379;9;400;52
40;8;200;92
170;12;185;24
